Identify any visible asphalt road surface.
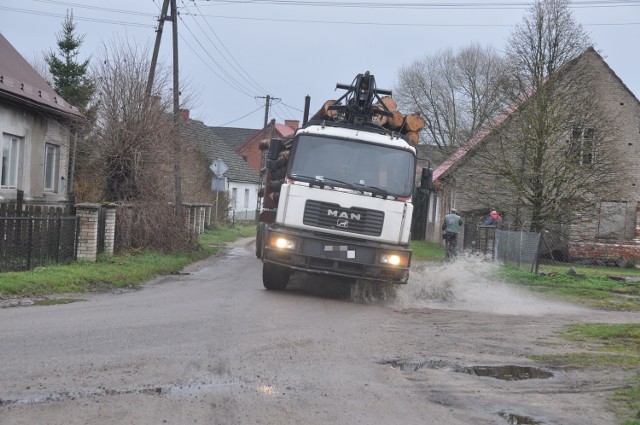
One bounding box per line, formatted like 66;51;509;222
1;238;638;424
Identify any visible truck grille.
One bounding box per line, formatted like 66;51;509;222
303;200;384;236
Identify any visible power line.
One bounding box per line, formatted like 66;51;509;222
5;4;638;31
185;0;270;94
177;32;255;97
195;0;640;9
278;100;304;113
30;0;154;16
174;12;640;27
217;105;264;126
177;15;259;96
178;0;267;95
0;6;156;27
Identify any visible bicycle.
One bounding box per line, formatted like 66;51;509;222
443;232;458;261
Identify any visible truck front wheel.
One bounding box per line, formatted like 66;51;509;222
256;222;270;259
263;263;291;290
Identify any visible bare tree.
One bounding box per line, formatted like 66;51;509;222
80;38;205;252
89;39;174;202
395;43;507;154
464;0;629;232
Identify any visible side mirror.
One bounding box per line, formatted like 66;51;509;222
266;138;283;171
420;167;432;190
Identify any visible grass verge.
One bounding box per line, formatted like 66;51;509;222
529;323;640;425
0;222;256;299
498;266;640;311
410;240;445;261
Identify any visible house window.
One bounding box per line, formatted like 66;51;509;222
244;189;249;208
597;201;626;239
232;187;238;208
44;143;59;191
1;134;21;188
570;127;594;165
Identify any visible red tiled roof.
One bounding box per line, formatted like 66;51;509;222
0;33;83;118
432;70;542;183
236;120;296;153
432;109;513;182
274;123;294;137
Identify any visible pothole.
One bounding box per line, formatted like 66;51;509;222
473;365;553;380
498;411;543;424
383;359;553;380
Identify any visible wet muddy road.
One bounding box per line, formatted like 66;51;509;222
1;238;638;424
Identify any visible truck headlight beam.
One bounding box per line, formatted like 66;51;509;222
269;235;297;250
379;253;408;267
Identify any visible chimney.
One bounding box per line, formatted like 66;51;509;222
179;109;190;122
285;119;299;130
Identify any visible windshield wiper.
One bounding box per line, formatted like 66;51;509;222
321;177;364;194
290;174;395;198
352;183;394;199
289;174;329;188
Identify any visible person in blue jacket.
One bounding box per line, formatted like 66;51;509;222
483;209;503;226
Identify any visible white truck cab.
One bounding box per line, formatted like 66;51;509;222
257;73;418;290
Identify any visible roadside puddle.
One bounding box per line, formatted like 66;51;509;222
499;411;543;424
0;378;241;407
382;359;553;380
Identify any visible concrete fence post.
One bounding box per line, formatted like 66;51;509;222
183;204;192;231
634;201;640;243
75;203;100;262
197;205;205;234
204;205;211;227
103;203;117;255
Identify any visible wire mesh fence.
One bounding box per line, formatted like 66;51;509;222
494;228;542;273
0;216;79;272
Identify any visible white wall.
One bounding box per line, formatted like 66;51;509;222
227;180;260;221
0;103;71;203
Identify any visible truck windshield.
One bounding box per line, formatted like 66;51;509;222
289;135;415;198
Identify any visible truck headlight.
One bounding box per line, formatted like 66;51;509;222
269;235;297;250
379;252;409;267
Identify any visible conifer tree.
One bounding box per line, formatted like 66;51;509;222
45;11;96;121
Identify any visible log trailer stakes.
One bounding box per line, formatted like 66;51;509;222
256;72;427;290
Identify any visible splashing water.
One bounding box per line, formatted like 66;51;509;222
352;254;585;316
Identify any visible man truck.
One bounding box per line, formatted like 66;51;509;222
256;72;423;290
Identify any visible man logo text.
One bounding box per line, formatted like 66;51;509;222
327;210;361;221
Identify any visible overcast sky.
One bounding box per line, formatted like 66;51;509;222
1;0;638;130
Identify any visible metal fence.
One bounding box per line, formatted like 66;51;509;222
0;216;79;272
494;228;542;273
229;208;257;222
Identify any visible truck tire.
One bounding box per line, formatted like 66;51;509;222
255;222;270;259
263;263;291;290
255;224;263;258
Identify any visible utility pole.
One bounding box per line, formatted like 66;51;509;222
170;0;182;211
255;94;279;223
146;0;170;99
144;0;182;212
257;95;280;128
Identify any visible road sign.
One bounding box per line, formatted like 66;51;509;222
210;159;228;177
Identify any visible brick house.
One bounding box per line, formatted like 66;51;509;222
424;47;640;262
0;34;83;209
235;119;298;174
